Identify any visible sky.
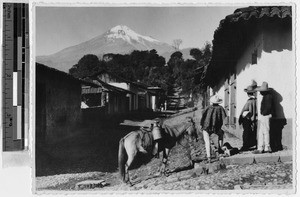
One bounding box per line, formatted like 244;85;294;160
36;6;239;56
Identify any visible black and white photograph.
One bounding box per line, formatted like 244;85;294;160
33;2;295;193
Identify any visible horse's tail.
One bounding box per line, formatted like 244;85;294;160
118;137;127;181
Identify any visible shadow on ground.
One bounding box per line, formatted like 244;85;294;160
35;112;166;177
35;110;207;177
36;123;139;176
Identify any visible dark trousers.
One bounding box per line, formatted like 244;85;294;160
242;119;257;149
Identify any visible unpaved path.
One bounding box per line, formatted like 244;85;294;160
35;110;293;192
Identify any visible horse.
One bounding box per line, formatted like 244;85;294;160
118;117;198;185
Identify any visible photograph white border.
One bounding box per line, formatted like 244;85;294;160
0;0;299;196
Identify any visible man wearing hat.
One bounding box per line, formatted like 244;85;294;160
238;81;258;151
253;82;273;154
200;94;227;162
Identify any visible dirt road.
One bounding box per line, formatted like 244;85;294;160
35;111;293;192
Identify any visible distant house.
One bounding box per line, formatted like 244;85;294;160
90;70;163;112
81;78;134;117
147;86;165;111
204;6;293;150
36;63;97;144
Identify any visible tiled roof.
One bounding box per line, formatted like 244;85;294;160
224;6;291;23
83;77;134;95
91;69;149;90
205;6;292;88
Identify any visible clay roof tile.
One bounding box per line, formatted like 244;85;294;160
270;7;281;18
203;6;292;88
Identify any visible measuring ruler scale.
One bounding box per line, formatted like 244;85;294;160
2;3;29;151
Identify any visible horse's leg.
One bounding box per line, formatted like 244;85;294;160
123;133;140;185
160;148;170;175
125;151;136;186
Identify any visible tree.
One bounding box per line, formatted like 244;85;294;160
69;54;104;78
102;50;167;90
168;51;183;78
190;48;202;61
192;42;212;94
172;39;183;51
202;42;212;63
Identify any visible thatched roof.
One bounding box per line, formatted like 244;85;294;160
205;6;292;88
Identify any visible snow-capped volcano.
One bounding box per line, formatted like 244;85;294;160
106;25;160;43
37;25;173;72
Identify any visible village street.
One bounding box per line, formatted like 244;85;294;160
35;110;293;192
36;161;293;191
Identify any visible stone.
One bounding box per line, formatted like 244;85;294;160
75;179;105;190
194;162;204;169
142;184;148;189
276;172;287;177
166;177;180;183
222;155;255;165
242;183;250;189
258;177;264;181
194;167;204;175
220;163;226;169
179;174;193;181
191;172;198;178
234;185;242;190
279;155;292;163
254;155;280;163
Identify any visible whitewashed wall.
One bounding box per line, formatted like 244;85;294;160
216;31;294;118
214;26;294;148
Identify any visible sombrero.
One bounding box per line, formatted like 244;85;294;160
244;85;257;93
256;82;270;92
244;80;257;93
210;95;223;104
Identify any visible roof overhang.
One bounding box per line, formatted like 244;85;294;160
205;6;292;88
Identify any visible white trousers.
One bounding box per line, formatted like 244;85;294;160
203;130;221;158
257;114;272;151
203;130;211;158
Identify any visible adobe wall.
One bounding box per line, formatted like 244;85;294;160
215;21;294;150
36;67;82;144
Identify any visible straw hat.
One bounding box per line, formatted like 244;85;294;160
256;82;270;92
210;95;223;104
244;80;257;93
244;85;257;93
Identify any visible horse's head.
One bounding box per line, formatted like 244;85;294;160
183;117;198;142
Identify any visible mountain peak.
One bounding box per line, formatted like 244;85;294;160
37;25;174;72
109;25;132;33
106;25;159;43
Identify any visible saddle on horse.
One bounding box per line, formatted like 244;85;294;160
137;128;154;154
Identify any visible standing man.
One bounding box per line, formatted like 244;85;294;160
200;95;227;162
238;82;258;151
253;82;273;154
